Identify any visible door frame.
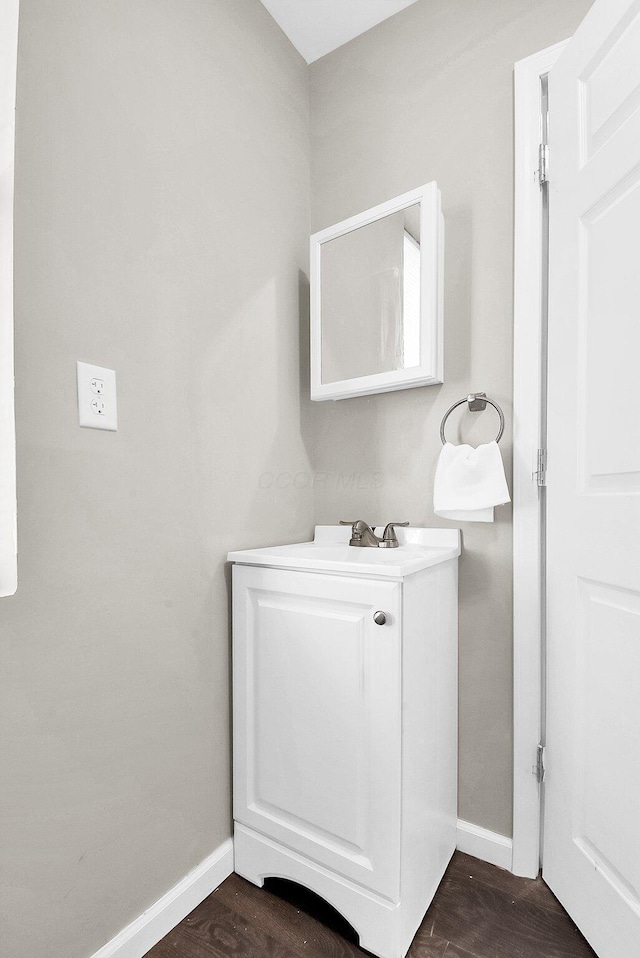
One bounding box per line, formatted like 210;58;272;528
512;39;568;878
0;0;19;597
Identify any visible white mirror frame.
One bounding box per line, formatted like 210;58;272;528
310;182;444;401
0;0;19;596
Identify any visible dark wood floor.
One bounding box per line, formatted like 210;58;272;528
146;851;597;958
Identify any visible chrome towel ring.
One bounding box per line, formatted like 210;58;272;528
440;392;505;445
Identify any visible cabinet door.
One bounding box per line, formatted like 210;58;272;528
233;565;402;901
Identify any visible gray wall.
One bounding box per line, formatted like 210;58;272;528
309;0;593;837
0;2;313;957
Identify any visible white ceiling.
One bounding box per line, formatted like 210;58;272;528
259;0;420;64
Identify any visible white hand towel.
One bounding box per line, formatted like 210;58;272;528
434;441;510;522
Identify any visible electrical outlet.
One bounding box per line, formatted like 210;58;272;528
77;362;117;431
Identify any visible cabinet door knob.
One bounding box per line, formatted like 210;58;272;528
373;611;387;626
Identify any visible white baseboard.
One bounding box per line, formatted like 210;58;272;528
88;820;511;958
456;819;513;871
90;838;234;958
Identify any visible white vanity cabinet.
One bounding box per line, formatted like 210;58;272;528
229;526;459;958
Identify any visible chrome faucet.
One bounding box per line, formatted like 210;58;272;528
340;520;409;548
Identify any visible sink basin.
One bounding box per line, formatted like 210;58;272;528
227;525;460;578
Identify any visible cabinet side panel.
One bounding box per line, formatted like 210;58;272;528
232;564;251;826
400;560;458;950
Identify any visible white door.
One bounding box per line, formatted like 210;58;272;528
232;564;402;901
545;1;640;955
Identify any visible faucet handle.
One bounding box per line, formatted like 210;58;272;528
380;521;409;548
340;519;368;539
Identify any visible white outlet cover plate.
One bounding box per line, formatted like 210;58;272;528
77;361;117;431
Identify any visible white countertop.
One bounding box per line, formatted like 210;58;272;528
227;525;460;579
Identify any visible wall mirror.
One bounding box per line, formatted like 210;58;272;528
310;182;444;401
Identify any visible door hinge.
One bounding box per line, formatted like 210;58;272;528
535;448;547;487
538;143;549;186
536;744;546;783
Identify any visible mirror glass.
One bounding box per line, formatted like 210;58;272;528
320;204;421;384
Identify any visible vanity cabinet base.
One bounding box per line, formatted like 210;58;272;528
231;540;459;958
234;822;452;958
